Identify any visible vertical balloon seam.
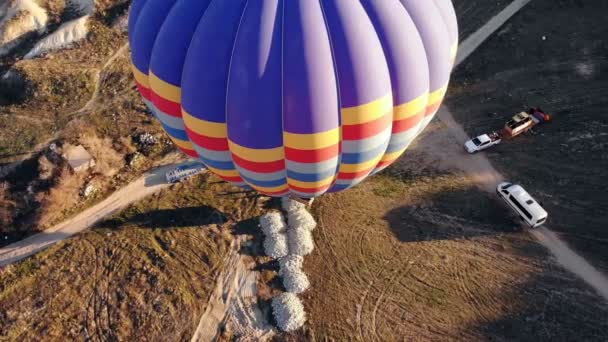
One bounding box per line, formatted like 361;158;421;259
398;1;450;135
225;1;289;196
149;1;208;159
317;0;344;195
425;1;451;121
432;0;459;64
131;0;181;153
180;0;248;188
323;1;393;193
356;2;395;180
282;1;339;198
359;0;427;174
280;0;289;197
223;0;250;188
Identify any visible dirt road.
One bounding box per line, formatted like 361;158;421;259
0;156;188;267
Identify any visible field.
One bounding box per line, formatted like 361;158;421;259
302;119;608;341
0;0;175;239
447;0;608;271
301;0;608;340
1;0;607;341
0;174;268;341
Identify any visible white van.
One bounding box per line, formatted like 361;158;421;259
496;182;548;228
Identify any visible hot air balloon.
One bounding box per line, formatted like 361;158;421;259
129;0;458;198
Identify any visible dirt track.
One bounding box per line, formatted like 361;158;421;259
0;154;187;266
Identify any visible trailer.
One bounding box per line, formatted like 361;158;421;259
166;163;206;183
501;107;550;139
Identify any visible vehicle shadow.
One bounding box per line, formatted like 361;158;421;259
383;185;518;243
96;206;227;230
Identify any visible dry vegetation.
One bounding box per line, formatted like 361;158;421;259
0;172;270;341
0;0;176;239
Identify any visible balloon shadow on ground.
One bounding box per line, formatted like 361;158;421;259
383;185;519;243
97;206;227;230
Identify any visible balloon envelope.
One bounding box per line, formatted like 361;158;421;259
129;0;458;198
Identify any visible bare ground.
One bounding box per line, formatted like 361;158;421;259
303;117;608;341
446;0;608;271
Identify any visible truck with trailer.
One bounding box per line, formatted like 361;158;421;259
165;163;206;183
464;107;551;153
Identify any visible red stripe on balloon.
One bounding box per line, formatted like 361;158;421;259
284;144;339;163
425;101;442;117
219;175;244;183
342;113;392;140
337;167;374;180
392;111;424;133
151;91;181;117
180;147;199;158
289;183;332;194
231;154;285;173
259;188;290;196
185;127;229;151
136;82;152;101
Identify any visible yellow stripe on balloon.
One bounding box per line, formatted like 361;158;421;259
339;155;383;173
182;110;228;138
132;64;149;87
283;127;339;150
428;85;448;106
149;71;181;103
287;175;334;189
207;166;240;178
393;92;429;120
380;148;407;162
250;183;289;193
341;93;393;125
228;140;284;163
170;136;194;150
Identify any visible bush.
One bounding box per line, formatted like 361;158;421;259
263;232;288;259
281;197;305;213
271;293;306;332
282;267;310;294
36;166;86;228
80;134;124;177
287;209;317;232
259;211;287;237
278;255;303;277
287;226;314;256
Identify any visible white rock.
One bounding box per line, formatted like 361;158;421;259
271;293;306;332
263;232;288;259
282;268;310;294
259;211;287;237
24;15;89;59
278;255;303;277
287;227;314;256
281;197;306;213
287;209;317;232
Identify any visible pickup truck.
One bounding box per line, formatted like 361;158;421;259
464;132;502;153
